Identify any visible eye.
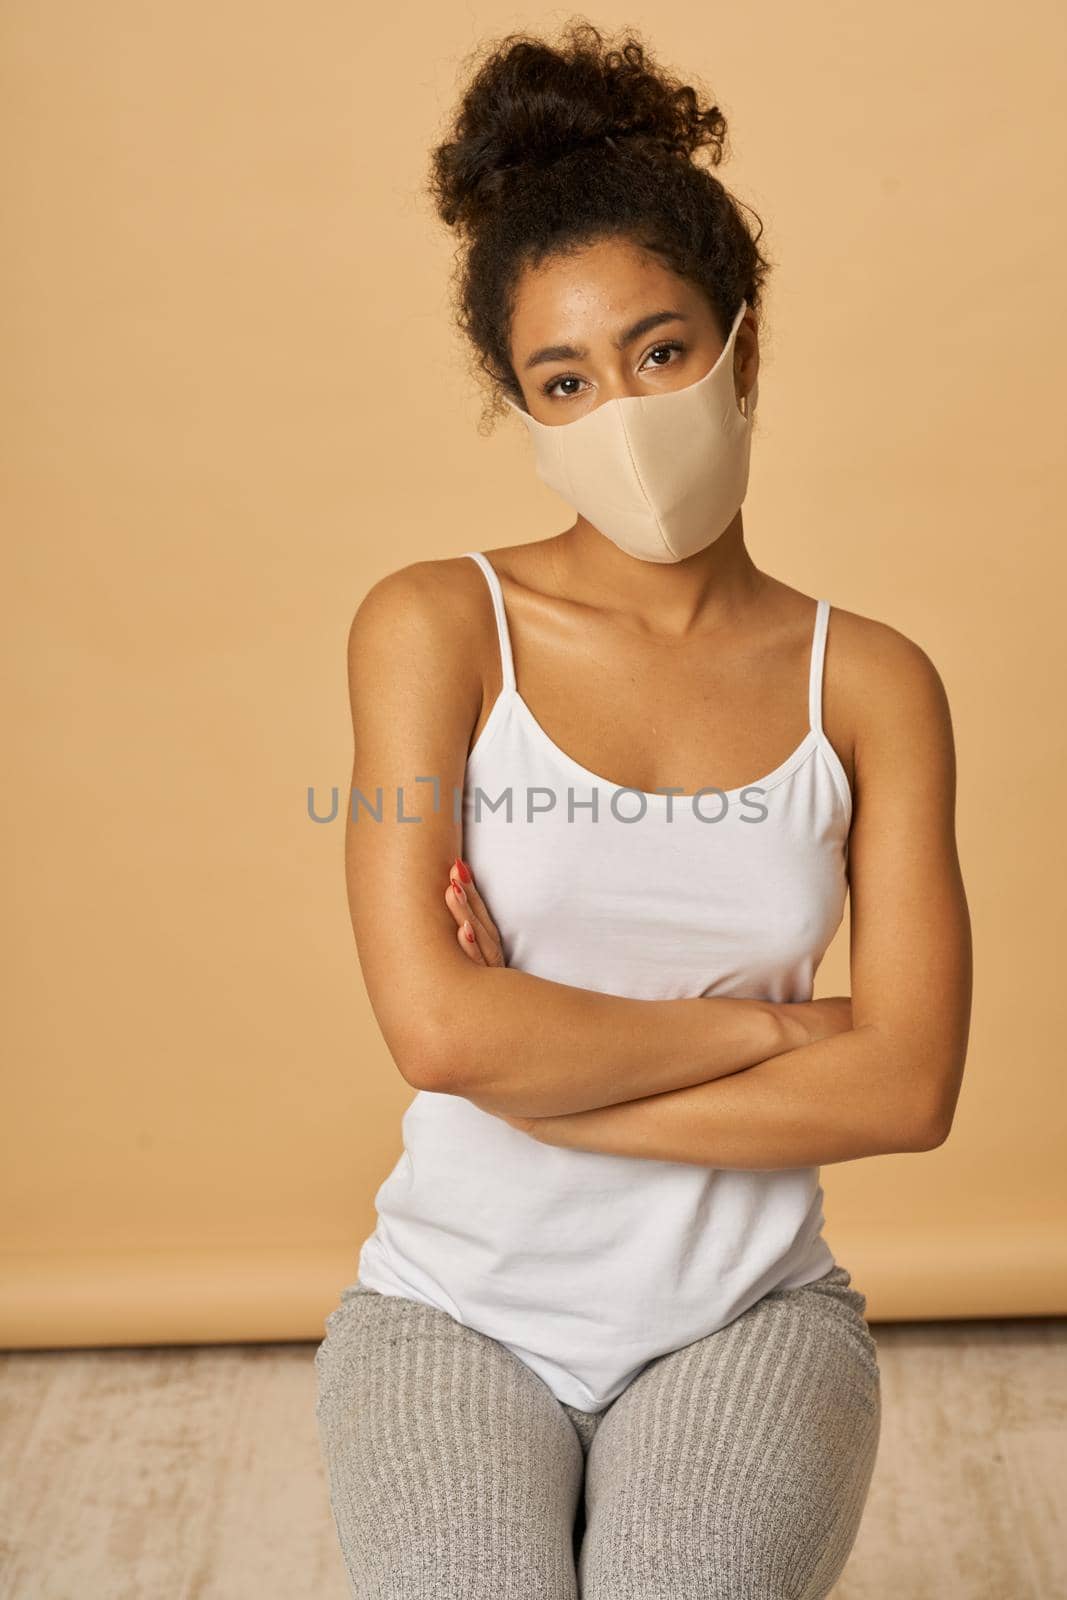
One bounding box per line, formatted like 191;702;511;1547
640;340;686;370
540;372;586;400
539;341;688;402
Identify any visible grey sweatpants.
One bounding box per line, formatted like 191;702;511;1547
314;1262;881;1599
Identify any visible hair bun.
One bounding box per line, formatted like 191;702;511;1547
430;22;726;233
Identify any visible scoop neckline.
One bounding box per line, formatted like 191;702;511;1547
469;685;822;806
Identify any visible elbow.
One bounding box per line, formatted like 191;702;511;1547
382;963;500;1094
892;1037;965;1153
906;1090;957;1152
392;1011;472;1095
382;953;499;1094
909;1114;953;1152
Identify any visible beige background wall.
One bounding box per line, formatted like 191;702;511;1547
4;1;1065;1347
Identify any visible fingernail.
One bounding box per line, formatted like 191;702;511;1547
451;879;466;902
457;858;473;883
463;921;476;942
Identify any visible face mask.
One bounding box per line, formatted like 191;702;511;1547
504;298;757;564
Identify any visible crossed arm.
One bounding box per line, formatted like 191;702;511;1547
345;560;972;1172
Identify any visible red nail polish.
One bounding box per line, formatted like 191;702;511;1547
457;858;473;883
463;922;476;942
453;880;466;901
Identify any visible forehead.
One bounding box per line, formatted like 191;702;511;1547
509;237;704;353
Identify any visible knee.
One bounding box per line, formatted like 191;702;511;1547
583;1436;879;1600
587;1525;851;1600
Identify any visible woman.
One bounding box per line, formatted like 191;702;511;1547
315;20;972;1599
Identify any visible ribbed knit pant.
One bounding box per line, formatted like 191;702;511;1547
313;1262;881;1599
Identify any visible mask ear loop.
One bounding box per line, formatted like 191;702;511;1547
740;374;759;419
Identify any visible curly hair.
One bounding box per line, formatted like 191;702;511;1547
427;17;772;429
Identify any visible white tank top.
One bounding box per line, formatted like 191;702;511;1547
357;549;853;1412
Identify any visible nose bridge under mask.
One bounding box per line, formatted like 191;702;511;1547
603;306;752;535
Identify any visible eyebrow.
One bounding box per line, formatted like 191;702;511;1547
522;309;692;372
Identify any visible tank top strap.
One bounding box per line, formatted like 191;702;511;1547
808;597;831;737
463;550;517;693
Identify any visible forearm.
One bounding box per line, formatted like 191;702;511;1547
517;1022;940;1167
428;962;805;1117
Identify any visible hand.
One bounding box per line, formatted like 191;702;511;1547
444;857;507;968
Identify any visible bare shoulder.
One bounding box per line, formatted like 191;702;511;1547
827;602;954;720
825;601;958;787
349;553;496;648
345;553;501;698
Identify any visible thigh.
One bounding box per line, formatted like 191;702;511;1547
580;1264;881;1600
314;1283;583;1600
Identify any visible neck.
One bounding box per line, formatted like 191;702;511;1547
548;510;767;638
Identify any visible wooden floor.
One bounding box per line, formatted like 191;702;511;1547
1;1316;1063;1598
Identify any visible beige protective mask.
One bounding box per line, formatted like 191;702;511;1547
504;298;757;564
